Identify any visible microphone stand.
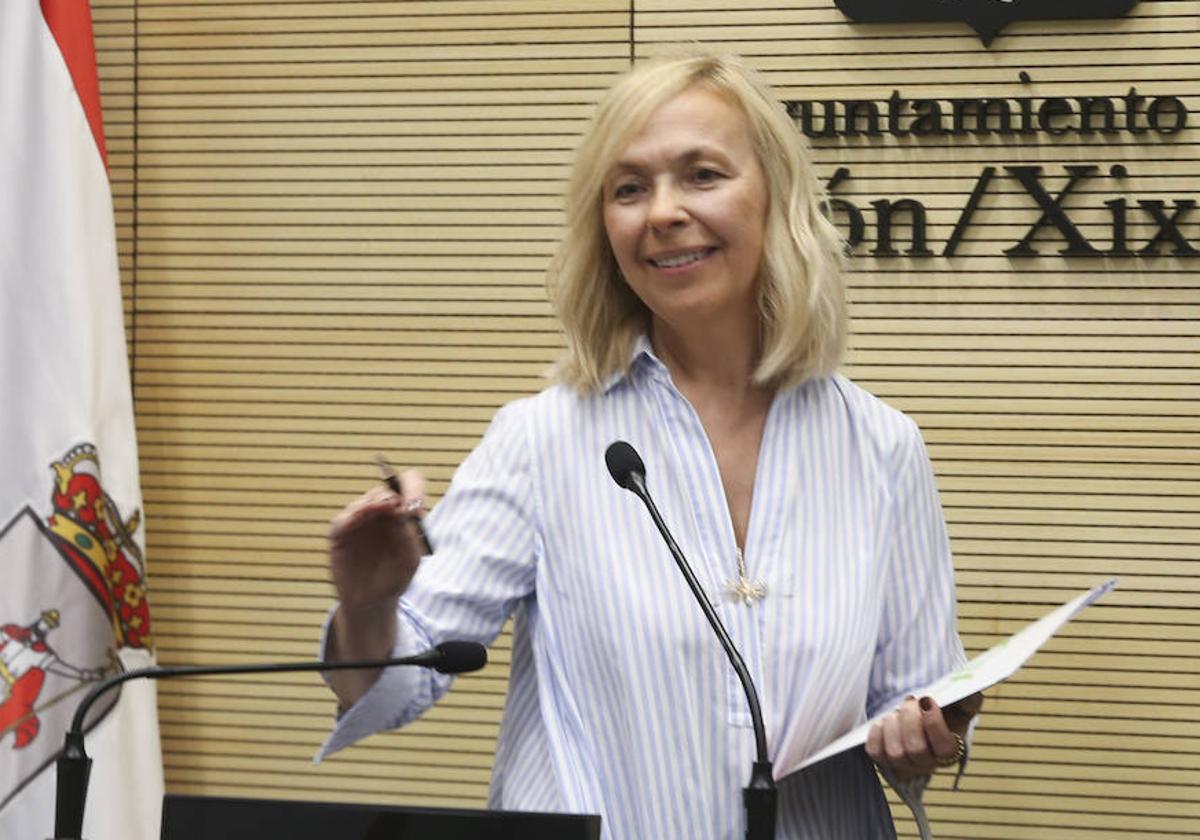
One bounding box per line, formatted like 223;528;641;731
608;444;776;840
50;643;485;840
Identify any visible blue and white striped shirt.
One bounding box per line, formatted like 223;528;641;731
320;338;966;839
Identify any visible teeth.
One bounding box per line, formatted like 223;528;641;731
652;249;708;269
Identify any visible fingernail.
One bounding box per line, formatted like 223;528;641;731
919;696;933;712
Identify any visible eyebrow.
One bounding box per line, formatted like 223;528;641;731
608;145;731;176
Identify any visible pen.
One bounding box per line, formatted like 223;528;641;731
375;454;434;555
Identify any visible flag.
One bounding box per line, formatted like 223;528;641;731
0;1;163;838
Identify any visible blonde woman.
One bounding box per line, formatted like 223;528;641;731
322;53;979;839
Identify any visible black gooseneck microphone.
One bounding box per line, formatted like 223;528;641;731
51;641;487;840
604;441;776;840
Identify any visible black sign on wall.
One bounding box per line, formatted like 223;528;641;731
834;0;1142;46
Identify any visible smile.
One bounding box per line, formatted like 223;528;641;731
647;248;715;269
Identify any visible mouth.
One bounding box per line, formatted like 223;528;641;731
646;247;717;270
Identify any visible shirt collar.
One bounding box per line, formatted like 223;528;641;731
601;334;669;394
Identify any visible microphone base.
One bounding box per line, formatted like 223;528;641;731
52;730;91;840
744;760;777;840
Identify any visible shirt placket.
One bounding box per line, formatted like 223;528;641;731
641;367;765;731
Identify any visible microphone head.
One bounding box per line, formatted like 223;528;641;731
433;641;487;674
605;440;646;491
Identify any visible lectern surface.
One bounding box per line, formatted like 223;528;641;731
161;794;601;840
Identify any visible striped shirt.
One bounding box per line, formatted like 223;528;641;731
319;337;966;839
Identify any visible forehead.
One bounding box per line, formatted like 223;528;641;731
612;87;757;166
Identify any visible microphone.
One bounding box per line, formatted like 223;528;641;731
605;441;776;840
51;641;487;840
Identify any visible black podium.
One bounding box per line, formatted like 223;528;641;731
161;794;601;840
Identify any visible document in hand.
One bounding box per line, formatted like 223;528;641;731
777;578;1120;779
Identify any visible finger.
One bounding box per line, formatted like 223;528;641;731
898;696;929;758
880;707;917;771
331;488;399;528
395;470;431;551
890;697;931;774
344;485;398;512
399;469;428;511
865;720;885;763
329;488;406;540
919;696;961;762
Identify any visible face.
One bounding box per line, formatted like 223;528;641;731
602;86;769;337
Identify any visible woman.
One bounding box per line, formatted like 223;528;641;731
320;52;979;839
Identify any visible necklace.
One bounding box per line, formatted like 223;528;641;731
725;546;767;605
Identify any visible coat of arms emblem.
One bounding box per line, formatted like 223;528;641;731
0;443;152;809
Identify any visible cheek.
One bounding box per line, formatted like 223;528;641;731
733;185;769;230
698;189;764;238
730;195;769;258
603;208;640;262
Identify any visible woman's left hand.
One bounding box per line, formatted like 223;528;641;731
865;693;982;781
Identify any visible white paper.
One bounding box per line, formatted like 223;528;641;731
777;578;1119;778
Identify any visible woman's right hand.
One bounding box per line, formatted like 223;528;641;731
328;473;428;614
325;472;428;708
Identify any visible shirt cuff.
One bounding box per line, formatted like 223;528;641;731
880;712;979;840
886;771;934;840
312;603;434;762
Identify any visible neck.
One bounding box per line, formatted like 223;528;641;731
651;314;762;395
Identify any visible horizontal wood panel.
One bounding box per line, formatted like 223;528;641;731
93;0;1198;835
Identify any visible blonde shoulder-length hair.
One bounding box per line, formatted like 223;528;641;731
548;51;847;393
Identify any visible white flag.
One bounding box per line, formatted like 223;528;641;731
0;1;164;838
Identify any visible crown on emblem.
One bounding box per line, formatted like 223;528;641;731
46;444;152;650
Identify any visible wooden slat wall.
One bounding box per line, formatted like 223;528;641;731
92;0;1198;835
92;0;631;809
634;2;1200;837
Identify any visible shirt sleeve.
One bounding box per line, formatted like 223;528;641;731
315;399;540;760
867;415;966;718
865;416;977;839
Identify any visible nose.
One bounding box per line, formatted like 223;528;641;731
646;182;687;231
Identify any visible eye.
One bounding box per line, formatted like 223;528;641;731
610;180;644;201
691;166;724;186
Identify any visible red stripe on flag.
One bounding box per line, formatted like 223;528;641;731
40;0;108;167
